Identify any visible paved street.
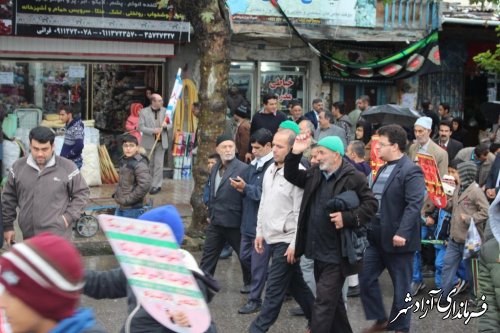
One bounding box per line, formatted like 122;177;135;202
82;254;480;333
79;179;482;332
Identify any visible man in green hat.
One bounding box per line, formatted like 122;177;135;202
284;134;378;333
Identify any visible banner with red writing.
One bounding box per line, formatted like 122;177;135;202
417;153;447;208
98;215;211;333
370;135;385;181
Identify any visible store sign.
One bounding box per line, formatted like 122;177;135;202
68;65;85;78
0;72;14;85
227;0;376;28
9;0;190;42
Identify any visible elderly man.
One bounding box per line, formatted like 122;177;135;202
200;135;251;292
314;110;347;148
409;116;448;177
408;116;448;296
2;126;89;243
284;134;378;333
139;93;171;195
359;125;425;333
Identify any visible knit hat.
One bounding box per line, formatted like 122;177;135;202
279;120;300;134
317;136;345;156
457;161;477;194
216;134;233;146
234;104;250;119
414;116;433;130
139;205;185;246
0;233;84;321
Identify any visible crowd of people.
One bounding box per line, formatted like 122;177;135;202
0;90;499;333
199;93;500;333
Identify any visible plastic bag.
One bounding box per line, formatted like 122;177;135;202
463;218;482;259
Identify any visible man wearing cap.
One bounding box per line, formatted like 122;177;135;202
0;233;105;333
200;134;251;291
284;134;378;333
139;93;171;195
249;128;314;333
408;116;448;296
409;116;448;177
234;104;251;162
359;125;425;333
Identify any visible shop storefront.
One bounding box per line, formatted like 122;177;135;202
229;61;310;116
0;0;189;133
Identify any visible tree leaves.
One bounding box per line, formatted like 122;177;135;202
200;11;215;23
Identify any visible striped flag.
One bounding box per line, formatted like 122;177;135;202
164;68;183;125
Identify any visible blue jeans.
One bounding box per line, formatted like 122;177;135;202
412;224;435;283
441;240;473;299
115;207;145;219
359;245;414;332
434;244;466;289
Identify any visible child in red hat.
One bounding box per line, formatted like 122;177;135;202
0;233;106;333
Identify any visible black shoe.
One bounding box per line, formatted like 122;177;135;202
238;300;261;314
288;306;305;316
240;284;251;294
149;187;161;195
219;247;233;259
347;285;360;297
411;282;426;297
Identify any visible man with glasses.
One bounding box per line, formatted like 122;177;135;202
113;134;152;218
139;93;171;195
359;125;425;333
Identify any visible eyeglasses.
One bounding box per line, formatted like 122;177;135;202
377;142;393;147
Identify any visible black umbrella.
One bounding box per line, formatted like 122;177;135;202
361;104;421;127
480;102;500;124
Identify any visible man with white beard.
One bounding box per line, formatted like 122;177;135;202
200;134;251;291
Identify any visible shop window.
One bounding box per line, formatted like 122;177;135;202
260;62;306;113
229;62;254;114
0;61;86;118
91;64;161;132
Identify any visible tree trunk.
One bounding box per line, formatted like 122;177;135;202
168;0;231;237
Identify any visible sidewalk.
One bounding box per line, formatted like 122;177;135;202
73;179;195;255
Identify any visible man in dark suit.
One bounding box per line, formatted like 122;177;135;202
485;153;500;201
304;98;323;130
359;125;425;333
200;134;251;291
436;120;463;162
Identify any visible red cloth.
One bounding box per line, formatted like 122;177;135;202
0;233;84;321
126;103;144;143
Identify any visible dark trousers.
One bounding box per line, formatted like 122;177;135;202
240;234;271;303
311;260;352;333
359;245;414;332
200;224;251;286
250;242;314;333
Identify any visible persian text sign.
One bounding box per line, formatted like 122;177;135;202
227;0;376;28
98;215;211;333
14;0;190;42
417;153;447;208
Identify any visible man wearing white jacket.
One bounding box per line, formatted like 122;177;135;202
249;129;314;333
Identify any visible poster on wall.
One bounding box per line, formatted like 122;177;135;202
13;0;190;42
261;73;304;111
227;0;376;28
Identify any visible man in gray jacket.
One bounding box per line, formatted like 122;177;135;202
139;93;171;195
2;126;89;244
314;110;347;148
